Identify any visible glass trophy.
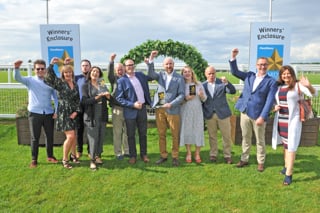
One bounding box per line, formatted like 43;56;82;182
98;78;108;93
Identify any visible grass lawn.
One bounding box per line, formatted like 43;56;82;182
0;119;319;212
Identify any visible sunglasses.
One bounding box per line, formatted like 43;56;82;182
36;68;45;71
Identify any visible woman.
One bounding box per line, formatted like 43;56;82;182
272;65;315;185
44;57;81;169
180;66;207;163
81;66;110;170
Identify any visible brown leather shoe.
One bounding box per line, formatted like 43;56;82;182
257;163;264;172
236;160;249;168
29;160;37;168
141;155;150;163
128;157;136;164
172;158;179;167
155;157;167;165
224;157;233;164
210;156;217;162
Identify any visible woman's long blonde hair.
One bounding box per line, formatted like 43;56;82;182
181;66;200;85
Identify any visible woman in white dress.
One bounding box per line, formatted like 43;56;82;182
272;65;315;185
180;66;207;163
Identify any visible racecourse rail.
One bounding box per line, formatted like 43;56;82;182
1;63;319;118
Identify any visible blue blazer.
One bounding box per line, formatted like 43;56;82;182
115;72;151;119
202;79;236;120
229;59;277;121
147;62;185;115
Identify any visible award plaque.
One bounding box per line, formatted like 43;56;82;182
189;84;196;96
158;92;165;105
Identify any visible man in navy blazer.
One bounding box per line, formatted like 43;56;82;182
115;59;152;164
202;66;236;164
147;50;185;166
229;48;277;172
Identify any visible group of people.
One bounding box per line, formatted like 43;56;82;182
14;48;316;185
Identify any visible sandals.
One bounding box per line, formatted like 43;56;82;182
62;160;72;169
185;154;192;163
283;175;292;186
70;154;80;164
195;153;202;164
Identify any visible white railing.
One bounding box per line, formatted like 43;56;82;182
1;83;319;118
1;63;320;83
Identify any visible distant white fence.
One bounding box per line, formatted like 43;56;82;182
1;83;319;118
1;63;320;83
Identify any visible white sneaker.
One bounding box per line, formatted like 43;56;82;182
90;161;96;170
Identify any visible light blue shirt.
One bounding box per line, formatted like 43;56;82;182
14;68;58;114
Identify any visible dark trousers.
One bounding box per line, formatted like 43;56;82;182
77;112;89;153
125;105;148;158
28;112;54;161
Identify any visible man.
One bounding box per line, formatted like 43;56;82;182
202;66;236;164
14;59;58;168
75;59;91;158
147;50;185;166
115;59;151;164
108;53;129;160
229;48;277;172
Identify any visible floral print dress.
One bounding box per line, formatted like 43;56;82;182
44;65;81;131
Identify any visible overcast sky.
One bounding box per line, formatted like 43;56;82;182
0;0;319;66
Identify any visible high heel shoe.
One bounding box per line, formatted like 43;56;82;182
62;160;72;169
283;175;292;186
185;154;192;163
70;154;80;164
280;167;286;175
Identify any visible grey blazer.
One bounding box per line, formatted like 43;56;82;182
202;78;236;120
147;62;185;115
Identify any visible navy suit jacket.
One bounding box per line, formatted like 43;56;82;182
229;59;277;121
115;72;151;119
202;79;236;120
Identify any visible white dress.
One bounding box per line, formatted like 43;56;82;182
180;82;206;146
272;82;313;152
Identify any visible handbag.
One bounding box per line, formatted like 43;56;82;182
297;83;313;122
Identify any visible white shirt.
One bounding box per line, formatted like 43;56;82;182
252;74;266;92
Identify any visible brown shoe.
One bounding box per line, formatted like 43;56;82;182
141;155;150;163
29;160;37;168
210;156;217;162
224;157;233;164
172;158;179;167
236;161;249;168
128;157;136;164
155;157;167;165
257;164;264;172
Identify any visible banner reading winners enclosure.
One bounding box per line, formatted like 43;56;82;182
249;22;291;79
40;24;81;76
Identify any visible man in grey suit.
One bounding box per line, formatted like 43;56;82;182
202;66;236;164
146;50;185;166
229;48;277;172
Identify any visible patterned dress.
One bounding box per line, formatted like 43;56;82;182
278;85;289;149
44;65;81;131
180;82;205;146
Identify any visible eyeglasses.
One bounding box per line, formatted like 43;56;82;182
36;68;45;71
257;64;268;67
125;64;134;67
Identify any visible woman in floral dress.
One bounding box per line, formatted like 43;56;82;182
180;66;207;163
44;57;81;169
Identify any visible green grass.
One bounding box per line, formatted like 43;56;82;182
0;120;320;212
